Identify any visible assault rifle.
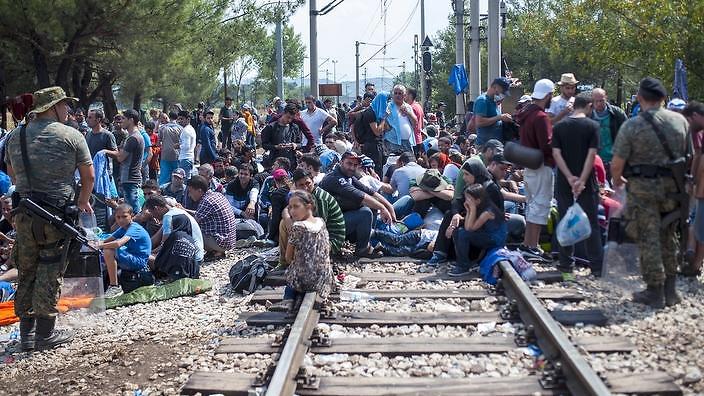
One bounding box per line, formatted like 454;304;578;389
17;198;98;251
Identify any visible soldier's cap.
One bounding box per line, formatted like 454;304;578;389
639;77;667;99
30;86;78;114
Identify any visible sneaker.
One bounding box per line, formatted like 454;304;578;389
427;252;448;267
518;245;549;261
104;285;124;299
560;272;576;282
448;265;471;277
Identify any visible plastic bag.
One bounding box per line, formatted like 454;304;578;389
556;201;591;246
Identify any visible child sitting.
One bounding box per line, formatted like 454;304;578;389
449;183;507;277
94;204;154;297
278;190;334;310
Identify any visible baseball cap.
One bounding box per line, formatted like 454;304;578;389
341;151;362;162
272;168;288;181
360;155;375;169
172;168;186;179
532;79;555;100
518;94;532;104
492;77;512;95
482;139;504;153
491;153;512;165
667;98;687;111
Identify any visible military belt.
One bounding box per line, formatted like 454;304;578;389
625;164;672;179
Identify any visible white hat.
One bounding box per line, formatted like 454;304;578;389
532;79;555;100
518;94;532;104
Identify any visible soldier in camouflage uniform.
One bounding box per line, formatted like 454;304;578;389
5;87;94;350
611;77;689;309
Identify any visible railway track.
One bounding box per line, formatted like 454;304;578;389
181;259;681;396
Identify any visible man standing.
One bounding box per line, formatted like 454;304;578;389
261;103;302;167
158;111;182;185
384;85;418;154
199;110;218;165
473;77;513;145
611;77;689;309
514;79;555;259
220;96;235;150
590;88;627;175
405;88;425;154
74;108;90;135
684;101;704;276
323;98;338;132
177;110;196;178
547;73;578;124
118;109;145;212
552;93;603;280
86;109;118;159
319;151;396;258
354;94;386;177
5;86;94;350
301;95;337;146
435;102;447;131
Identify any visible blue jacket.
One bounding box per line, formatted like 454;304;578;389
199;123;217;164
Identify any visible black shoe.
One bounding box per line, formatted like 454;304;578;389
19;317;35;352
34;317;75;351
632;284;665;309
518;245;550;261
679;265;701;277
448;265;471;277
664;276;682;307
356;247;383;259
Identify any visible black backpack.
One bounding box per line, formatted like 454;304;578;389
229;254;269;293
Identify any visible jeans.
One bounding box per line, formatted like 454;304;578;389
555;184;603;273
122;183;141;213
374;229;421;256
159;160;180;185
433;213;455;259
179;159;194;179
385;140;413;156
393;195;416;219
283;285;300;300
246;133;255;148
343;207;374;254
453;225;506;268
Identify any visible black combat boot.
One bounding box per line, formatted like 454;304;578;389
664;276;682;307
34;316;75;351
632;284;665;309
19;317;35;352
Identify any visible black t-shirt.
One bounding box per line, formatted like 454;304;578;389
220;106;233;131
552;117;600;191
319;166;376;212
225;178;260;211
355;108;379;144
120;133;144;185
85;129;117;158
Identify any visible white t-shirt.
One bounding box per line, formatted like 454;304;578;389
179;124;196;161
546;95;575;117
301;107;330;146
162;207;204;262
397;108;413;141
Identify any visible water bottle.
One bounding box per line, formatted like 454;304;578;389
79;211;97;229
339;290;374;302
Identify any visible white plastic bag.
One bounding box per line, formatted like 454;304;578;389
556;201;592;246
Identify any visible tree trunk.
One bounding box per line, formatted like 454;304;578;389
0;60;6;130
100;73;118;121
31;43;50;88
78;61;92;107
133;91;142;112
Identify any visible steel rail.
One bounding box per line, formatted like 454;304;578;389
265;292;320;396
498;260;611;395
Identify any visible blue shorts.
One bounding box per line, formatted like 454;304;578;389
116;247;148;272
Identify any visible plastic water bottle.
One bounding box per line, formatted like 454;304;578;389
339;290;374;302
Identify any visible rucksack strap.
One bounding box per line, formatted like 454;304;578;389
639;111;676;160
19;124;32;190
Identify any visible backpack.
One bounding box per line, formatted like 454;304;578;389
234;218;265;240
229;254;269;293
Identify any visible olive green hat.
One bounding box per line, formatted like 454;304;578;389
30;86;78;114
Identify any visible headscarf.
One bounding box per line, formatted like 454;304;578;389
170;214;192;235
460;157;492;184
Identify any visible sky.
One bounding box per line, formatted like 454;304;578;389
287;0;456;90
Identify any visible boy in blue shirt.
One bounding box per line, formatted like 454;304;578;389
94;204;154;297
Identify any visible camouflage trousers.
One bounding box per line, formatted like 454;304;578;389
624;178;679;286
12;212;69;319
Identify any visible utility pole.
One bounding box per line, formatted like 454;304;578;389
275;7;284;99
413;35;419;88
223;67;228;98
469;0;481;98
355;41;360;96
332;60;337;83
309;0;319;97
454;0;465;120
364;67;367;86
419;0;426;102
325;69;329;84
487;0;501;87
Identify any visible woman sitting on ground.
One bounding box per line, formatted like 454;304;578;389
152;214;199;281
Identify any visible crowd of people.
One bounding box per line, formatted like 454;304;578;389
0;74;701;314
